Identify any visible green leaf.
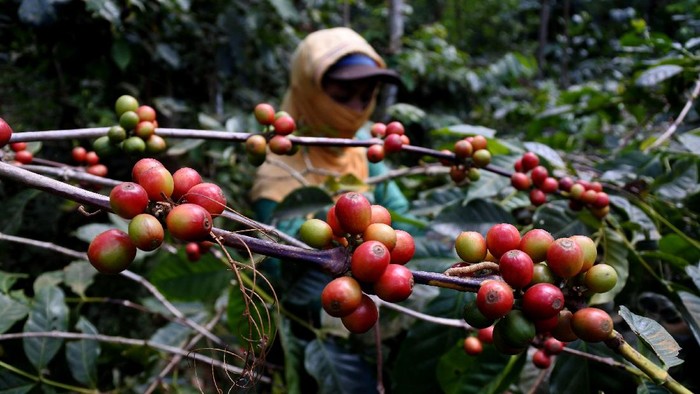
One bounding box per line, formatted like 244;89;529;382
227;284;274;345
85;0;121;25
0;369;35;394
150;312;207;347
619;305;683;368
464;172;511;204
148;253;229;301
635;65;683;87
63;261;96;298
65;317;100;388
276;317;303;394
392;289;468;393
677;291;700;349
685;262;700;291
429;199;513;240
273;187;333;221
22;286;69;371
304;339;376;394
33;271;63;293
111;39;131;71
436;340;522;394
532;200;588;238
267;0;299;22
444;124;497;138
0;293;29;334
0;189;40;234
0;271;28;294
155;43;181;69
659;234;700;266
73;223;114;244
523;141;566;168
589;228;629;305
653;158;699;201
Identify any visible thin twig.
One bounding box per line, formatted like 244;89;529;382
646;75;700;151
372;296;469;329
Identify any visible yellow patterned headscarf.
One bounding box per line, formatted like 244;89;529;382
250;27;388;203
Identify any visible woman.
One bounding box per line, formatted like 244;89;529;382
250;27;409;225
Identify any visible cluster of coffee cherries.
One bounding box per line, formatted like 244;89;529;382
87;158;227;274
436;134;492;184
455;223;617;361
299;192;416;334
245;103;298;166
366;121;410;163
71;146;109;178
92;95;167;157
512;151;611;217
0;117;32;165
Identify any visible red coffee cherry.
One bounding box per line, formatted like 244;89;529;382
463;336;483;356
551;309;579;342
109;182;149;219
546;237;584;279
87;229;137;274
471;149;491;168
325;206;346;237
453;139;474;160
334;192;371;235
390;230;415;265
540;177;559;193
272;115;296;135
532;349;552;369
341;294;378;334
135;121;156;139
185;242;201;262
385;121;405;135
245;134;268;156
557;176;574;192
530;166;549;186
254;103;276;125
10;142;26;152
268;135;293;155
363;223;397;251
522;283;565;320
570;234;597;273
0;117;13;147
529;189;547;206
128;213;165;251
171;167;203;202
383;133;403;154
521;152;540;172
299;218;334;249
468;135;488;151
14;150;33;164
366;144;385;163
519;228;554;263
373;264;414;302
136;105;157;122
511;172;531;191
498;249;534;289
455;231;487;263
370;204;392;225
86;164;108;177
477;326;494;344
592;191;610;208
321;276;363;317
370;122;387;138
71;146;87;163
183;182;227;216
571;307;614;342
132;158;165;183
476;280;514;320
138;165;174;201
486;223;521;259
543;337;565;355
533;314;560;333
166;203;213;242
351;240;390;283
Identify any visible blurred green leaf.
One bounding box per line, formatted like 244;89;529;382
148;253;229;301
635;65;683;87
66;317;100;388
677;291;700;348
619;305;683;368
0;293;29;334
590;228;629;305
22;286;68;371
111;39;131;71
0;369;35;394
0;272;28;294
63;261;96;298
276;317;303;394
429;199;513;240
304;339;376;394
0;190;40;234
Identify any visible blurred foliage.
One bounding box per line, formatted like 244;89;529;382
1;0;700;393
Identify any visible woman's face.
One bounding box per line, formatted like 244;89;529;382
322;78;379;112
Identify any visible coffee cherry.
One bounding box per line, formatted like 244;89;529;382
477;326;494;344
71;146;87;163
87;229;136;274
519;228;554;263
373;264;414;302
138;165;174;201
569;183;586;200
486;223;521;259
334;192;371;235
580;189;598;205
123;136;147;155
326;206;346;237
513;158;523;173
463;300;496;329
366;144;385;163
533;314;560;333
363;223;397;251
272;115;296;135
245;134;268;156
254;103;276;125
370;123;387;138
463;337;483;356
558;176;574;192
115;95;139;116
454;139;474;160
370;204;392;225
385;121;405;135
511;172;531;191
135;121;156;139
531;262;556;284
455;231;487;263
521;152;540;172
269;135;293;155
14;150;33;164
469;135;488;151
299;218;333;249
546;237;584;279
583;264;618;293
128;213;165;251
471;149;491;168
351;240;390;283
530;166;549;186
522;283;565;320
476;280;514;320
449;166;467;183
92;136;114;158
107;125;127;143
570;235;597;273
495;309;536;349
136;105;157;122
109;182;149;219
543;337;564;355
119;111;140;131
10;142;27;152
185;242;201;262
529;189;547;206
183;182;227;216
571;307;614;342
539;177;559;193
132;158;165;183
341;294;378;334
551;309;579;342
383;133;403;154
592;191;610;208
0;117;13;147
171;167;203;201
498;249;534;289
321;276;363;317
468;167;481;181
390;230;415;265
166;203;213;242
532;349;552;369
86;164;108;177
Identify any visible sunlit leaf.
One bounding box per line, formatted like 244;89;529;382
304;339;376;394
23;286;69;371
635;65;683;87
619;305;683;368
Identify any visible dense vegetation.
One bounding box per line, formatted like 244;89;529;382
1;0;699;393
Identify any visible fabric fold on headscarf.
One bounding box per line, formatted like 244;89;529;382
251;27;388;203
